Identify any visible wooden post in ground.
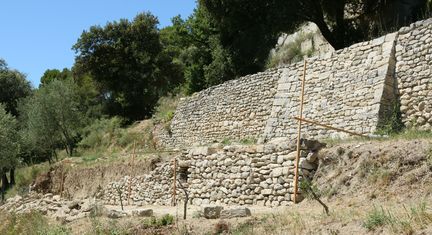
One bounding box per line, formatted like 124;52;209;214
293;59;307;204
127;141;137;205
60;166;64;198
172;158;177;206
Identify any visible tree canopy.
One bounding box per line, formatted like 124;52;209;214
197;0;430;81
19;80;85;159
73;12;183;121
0;59;32;117
0;104;19;171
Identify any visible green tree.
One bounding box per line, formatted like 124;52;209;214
0;59;32;117
0;58;32;188
0;104;19;201
40;68;72;87
197;0;429;80
160;7;234;94
73;12;183;121
19;80;85;159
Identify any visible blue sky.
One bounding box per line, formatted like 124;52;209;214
0;0;196;87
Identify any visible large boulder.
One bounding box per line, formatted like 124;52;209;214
220;208;251;219
202;205;224;219
132;209;153;217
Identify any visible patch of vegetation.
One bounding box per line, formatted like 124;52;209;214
239;138;257;145
214;220;230;234
88;217;129;235
5;163;50;199
231;220;254;235
267;32;315;68
0;211;71;235
364;203;432;233
143;214;175;227
221;138;232;145
152;95;181;124
376;102;404;136
367;167;393;186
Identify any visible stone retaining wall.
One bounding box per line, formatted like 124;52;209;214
262;33;398;140
101;140;322;207
157;18;432;148
165;71;280;148
396;19;432;130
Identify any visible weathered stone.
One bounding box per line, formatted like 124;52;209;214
132;209;153;217
220;207;251;219
67;201;81;210
203;206;224;219
106;210;127;219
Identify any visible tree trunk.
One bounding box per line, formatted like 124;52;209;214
1;172;9;190
9;168;15;186
1;171;7;202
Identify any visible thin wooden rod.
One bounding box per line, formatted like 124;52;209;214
172;158;177;206
293;59;307;204
127;141;137;205
293;117;369;138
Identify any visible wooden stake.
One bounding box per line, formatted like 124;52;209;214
293;117;369;138
127;141;137;205
60;166;64;198
293;59;307;204
172;158;177;206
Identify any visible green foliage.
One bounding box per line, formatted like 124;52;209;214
73;12;183;121
19;80;85;159
0;58;32;117
6;163;50;198
0;211;71;235
200;0;431;80
143;214;174;227
88;217;128;235
152;95;181;124
40;68;71;87
239;138;257;145
267;32;315;68
363;203;432;233
79;117;124;149
376;102;404;136
160;7;235;94
363;206;388;230
0;104;20;171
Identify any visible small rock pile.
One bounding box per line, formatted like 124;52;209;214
0;193;153;223
0;193;98;223
201;205;251;219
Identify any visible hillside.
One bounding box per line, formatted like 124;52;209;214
1;135;431;234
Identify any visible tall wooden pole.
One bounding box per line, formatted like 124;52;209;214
293;59;307;203
127;141;136;205
172;158;177;206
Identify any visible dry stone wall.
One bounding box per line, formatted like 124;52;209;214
262;33;398;140
396;18;432;130
159;18;432;148
101;140;321;207
166;71;280;147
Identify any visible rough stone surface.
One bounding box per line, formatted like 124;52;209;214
131;209;153;217
220;207;251;219
203;206;224;219
395;19;432;131
101;140;321;207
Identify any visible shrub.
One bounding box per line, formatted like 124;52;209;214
363;206;388;230
214;220;230;234
266;32;315;68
